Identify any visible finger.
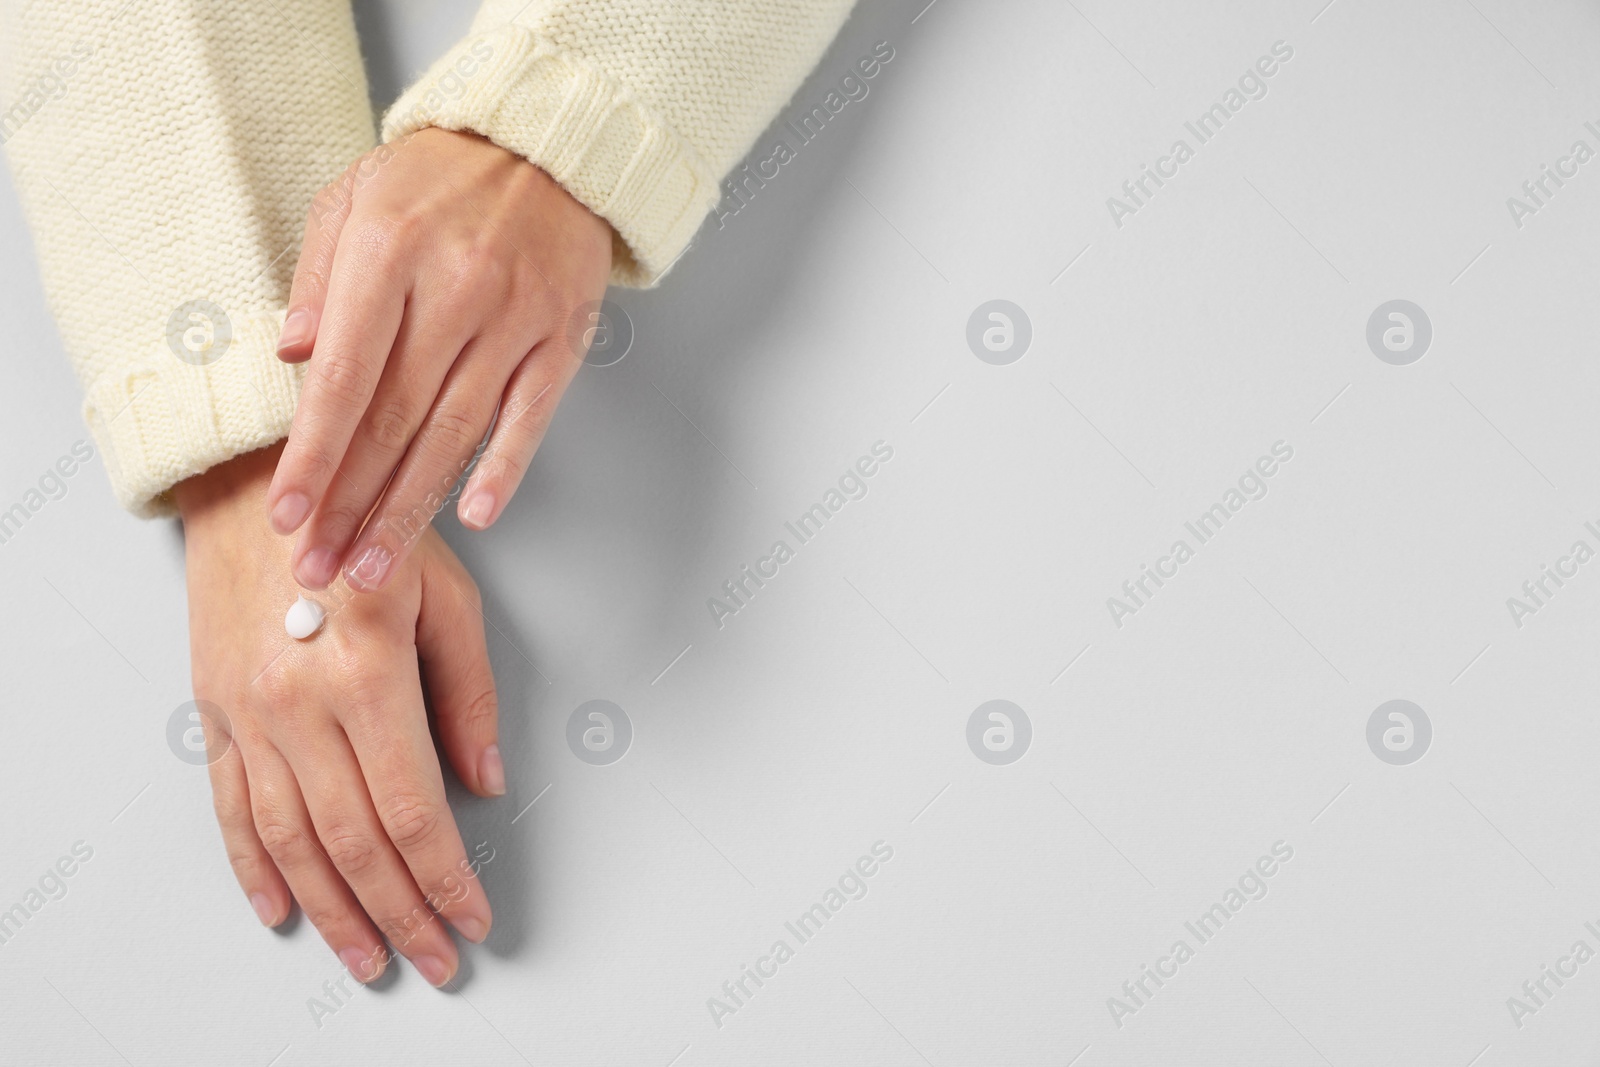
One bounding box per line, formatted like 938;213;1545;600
417;547;502;797
456;337;581;531
266;218;409;559
340;343;507;593
336;653;493;948
276;153;369;364
283;724;463;987
205;725;290;928
242;743;390;983
292;301;476;580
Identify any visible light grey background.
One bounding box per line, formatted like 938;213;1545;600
3;0;1599;1063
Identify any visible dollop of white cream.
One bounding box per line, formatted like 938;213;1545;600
285;595;326;640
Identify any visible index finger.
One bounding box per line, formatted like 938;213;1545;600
278;148;400;365
266;222;408;566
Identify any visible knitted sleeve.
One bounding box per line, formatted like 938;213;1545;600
381;0;858;287
2;1;853;515
0;0;378;516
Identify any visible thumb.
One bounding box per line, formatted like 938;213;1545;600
416;540;504;797
276;146;385;362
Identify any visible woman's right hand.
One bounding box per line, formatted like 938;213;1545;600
175;442;503;986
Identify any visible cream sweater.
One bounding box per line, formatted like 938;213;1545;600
1;0;853;515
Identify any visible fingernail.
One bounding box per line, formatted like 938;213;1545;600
270;492;311;535
479;744;506;796
454;915;489;943
345;543;394;591
412;954;452;988
249;893;278;927
341;946;382;983
461;490;496;530
297;546;339;589
278;308;314;353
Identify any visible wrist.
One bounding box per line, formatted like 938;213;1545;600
175;442;283;526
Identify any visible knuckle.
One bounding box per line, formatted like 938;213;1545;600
254;659;302;709
509;255;551;299
442;248;476;288
313;499;369;542
224;844;270;884
425;406;480;454
315;355;370;410
280;446;339;501
367;396;418;454
322;825;385;876
380;795;442;853
349;215;410;261
472;245;510;290
440;240;514;300
211;780;249;827
254;812;306;860
458;687;497;733
503;373;557;433
327;606;408;660
328;642;388;706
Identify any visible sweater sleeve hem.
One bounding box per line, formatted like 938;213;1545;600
83;309;303;517
380;25;719;288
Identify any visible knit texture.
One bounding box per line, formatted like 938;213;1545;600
382;1;857;286
1;0;854;514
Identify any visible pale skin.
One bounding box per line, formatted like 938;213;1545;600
177;130;612;984
266;127;613;592
178;442;496;987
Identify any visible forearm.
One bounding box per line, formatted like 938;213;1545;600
1;1;375;517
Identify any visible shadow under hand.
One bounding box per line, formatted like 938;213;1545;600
363;0;912;974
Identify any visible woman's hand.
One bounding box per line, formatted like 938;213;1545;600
265;127;613;593
177;443;503;986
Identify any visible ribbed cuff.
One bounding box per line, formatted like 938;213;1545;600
83;309;303;517
380;25;717;288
